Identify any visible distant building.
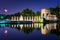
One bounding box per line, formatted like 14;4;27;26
41;9;50;18
11;15;41;22
46;15;57;20
41;8;57;20
11;15;23;21
8;8;57;21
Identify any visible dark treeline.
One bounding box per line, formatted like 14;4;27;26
50;4;60;19
5;8;41;19
8;8;41;16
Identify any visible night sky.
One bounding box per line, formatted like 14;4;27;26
0;0;60;14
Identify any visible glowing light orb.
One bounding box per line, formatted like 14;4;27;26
4;30;8;34
4;9;8;12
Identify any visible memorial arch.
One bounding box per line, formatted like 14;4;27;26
41;9;50;18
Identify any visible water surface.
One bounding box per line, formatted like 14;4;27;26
0;23;60;40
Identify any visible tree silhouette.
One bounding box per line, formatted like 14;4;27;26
36;11;41;16
21;8;35;16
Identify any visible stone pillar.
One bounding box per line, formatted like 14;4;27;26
19;15;23;21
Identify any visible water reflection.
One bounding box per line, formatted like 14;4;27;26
41;23;57;35
0;23;60;38
10;23;43;30
4;30;8;34
11;23;60;38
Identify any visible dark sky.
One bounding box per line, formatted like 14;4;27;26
0;0;60;14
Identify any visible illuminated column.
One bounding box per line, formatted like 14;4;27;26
29;16;31;21
24;16;26;21
19;15;23;21
11;16;13;21
14;16;16;21
18;16;19;21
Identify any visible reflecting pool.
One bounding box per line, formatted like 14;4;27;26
0;23;60;40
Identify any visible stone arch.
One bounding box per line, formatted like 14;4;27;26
41;9;50;18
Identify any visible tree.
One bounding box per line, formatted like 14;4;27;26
0;14;6;20
56;4;60;19
14;12;21;16
49;4;60;19
49;8;56;15
36;11;41;16
21;8;35;16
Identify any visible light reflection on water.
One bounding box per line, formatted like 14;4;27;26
10;23;57;30
0;23;58;34
0;23;60;40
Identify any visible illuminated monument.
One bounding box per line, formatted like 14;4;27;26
41;9;57;21
41;9;50;18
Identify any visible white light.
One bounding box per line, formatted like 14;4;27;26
4;9;8;12
4;30;8;34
